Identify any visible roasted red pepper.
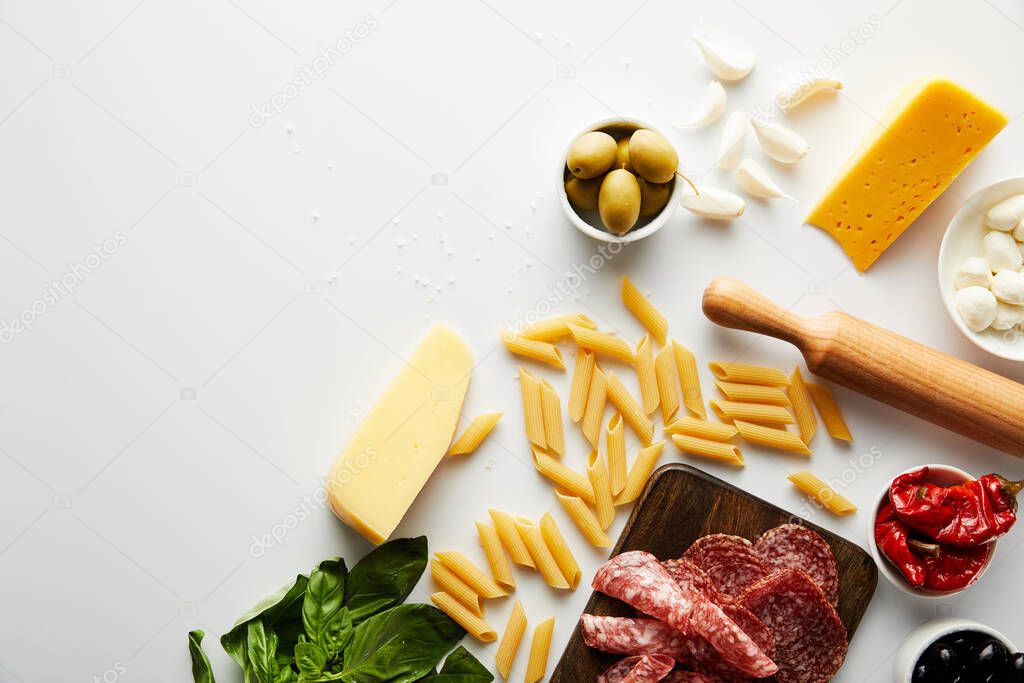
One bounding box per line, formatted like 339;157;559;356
875;502;926;587
889;467;1023;547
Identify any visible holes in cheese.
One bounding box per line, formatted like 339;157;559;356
327;324;473;544
806;78;1007;272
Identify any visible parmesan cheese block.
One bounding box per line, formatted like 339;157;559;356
806;78;1006;272
327;324;473;544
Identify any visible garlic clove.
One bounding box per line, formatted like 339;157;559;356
992;270;1024;305
955;286;998;332
679;187;745;220
983;231;1023;272
735;159;793;200
751;120;809;164
987;194;1024;232
691;35;755;83
776;78;843;113
675;81;727;129
954;256;993;290
717;111;749;170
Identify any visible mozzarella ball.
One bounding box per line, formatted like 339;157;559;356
1013;221;1024;242
991;270;1024;304
955;286;998;332
954;256;993;289
984;231;1023;272
991;302;1024;330
986;194;1024;231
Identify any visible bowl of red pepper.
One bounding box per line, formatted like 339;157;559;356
869;464;1022;598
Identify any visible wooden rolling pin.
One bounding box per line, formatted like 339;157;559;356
702;277;1024;458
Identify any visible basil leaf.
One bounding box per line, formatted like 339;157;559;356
295;641;327;678
247;621;278;682
338;604;464;683
302;558;351;658
188;630;216;683
222;575;309;668
344;537;427;622
419;646;492;682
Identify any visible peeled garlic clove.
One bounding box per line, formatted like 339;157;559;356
718;111;748;170
691;35;755;83
751;120;809;164
991;301;1024;330
675;81;726;129
983;231;1023;272
954;256;993;289
776;78;843;113
992;270;1024;305
735;159;793;200
988;194;1024;231
955;286;998;332
679;187;745;220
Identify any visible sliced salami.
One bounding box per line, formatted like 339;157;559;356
663;673;714;683
681;534;769;599
593;551;778;678
662;558;730;605
740;568;848;683
580;615;690;661
686;602;776;681
755;524;840;608
597;654;676;683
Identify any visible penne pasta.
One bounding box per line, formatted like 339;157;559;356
515;518;570;589
709;362;790;387
605;371;654;445
448;412;503;456
431;591;497;642
435;550;508;599
524;617;555;683
654;343;680;422
587;449;615;530
568;350;595;423
539;380;565;455
716;381;792;406
615;441;665;505
606;413;627;496
477;521;516;590
519;367;547;449
569;324;635;364
807;383;853;442
710;399;794;426
496;600;528;680
539;512;581;589
734;420;812;455
673;341;707;419
621;275;668;345
556;491;612;547
502;330;565;369
787;368;817;444
489;509;535;568
431;558;484;618
635;335;660;415
664;416;739;441
520;313;597;342
581;367;608;448
788;470;857;515
671;434;745;467
532;448;595;504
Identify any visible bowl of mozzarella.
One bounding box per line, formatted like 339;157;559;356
939;177;1024;360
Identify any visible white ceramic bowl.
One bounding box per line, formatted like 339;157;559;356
867;464;996;599
894;617;1017;682
558;117;684;244
938;177;1024;361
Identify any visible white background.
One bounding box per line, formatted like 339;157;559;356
2;1;1024;681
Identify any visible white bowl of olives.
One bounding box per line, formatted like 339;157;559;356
895;617;1021;682
559;117;685;243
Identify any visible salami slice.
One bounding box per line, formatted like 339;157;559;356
593;552;778;678
581;615;690;661
755;524;840;608
597;654;676;683
685;602;775;681
681;534;769;598
662;559;730;605
663;673;714;683
740;568;848;683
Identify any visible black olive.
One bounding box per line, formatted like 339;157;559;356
911;662;929;683
1011;652;1024;680
926;643;961;670
975;639;1009;671
949;631;987;653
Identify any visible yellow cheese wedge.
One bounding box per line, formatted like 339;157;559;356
806;78;1007;272
327;324;473;544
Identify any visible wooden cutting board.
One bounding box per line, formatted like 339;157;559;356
550;463;878;681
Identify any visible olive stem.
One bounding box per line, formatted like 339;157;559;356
675;171;700;196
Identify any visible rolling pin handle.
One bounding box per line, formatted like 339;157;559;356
702;277;809;348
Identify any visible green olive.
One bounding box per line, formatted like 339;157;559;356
615;137;634;172
565;176;602;212
567;131;617;179
599;169;641;235
638;178;672;217
629;129;679;183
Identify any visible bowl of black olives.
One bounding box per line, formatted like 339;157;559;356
895;618;1022;682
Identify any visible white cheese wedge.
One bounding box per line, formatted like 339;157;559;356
327;324;473;544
